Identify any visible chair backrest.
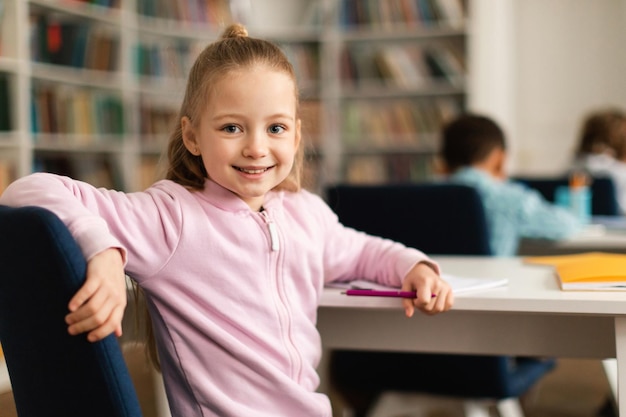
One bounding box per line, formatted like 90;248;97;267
0;205;143;417
513;176;619;216
326;183;492;255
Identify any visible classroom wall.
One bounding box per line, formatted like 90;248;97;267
512;0;626;176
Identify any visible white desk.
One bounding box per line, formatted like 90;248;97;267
518;217;626;255
317;256;626;415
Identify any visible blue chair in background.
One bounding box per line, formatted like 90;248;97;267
0;205;143;417
513;176;619;216
326;184;556;417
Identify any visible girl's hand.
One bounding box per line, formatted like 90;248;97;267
65;248;127;342
401;262;454;317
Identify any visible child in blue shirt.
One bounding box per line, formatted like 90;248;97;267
438;114;583;256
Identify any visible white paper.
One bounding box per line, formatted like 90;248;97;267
327;274;508;294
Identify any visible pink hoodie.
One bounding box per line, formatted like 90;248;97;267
0;173;435;416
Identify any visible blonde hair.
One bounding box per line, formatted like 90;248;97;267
143;23;304;371
165;22;303;192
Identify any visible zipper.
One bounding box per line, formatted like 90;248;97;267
258;209;302;380
260;211;280;251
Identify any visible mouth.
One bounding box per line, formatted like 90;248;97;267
234;166;273;174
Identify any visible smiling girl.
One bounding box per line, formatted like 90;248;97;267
0;23;452;416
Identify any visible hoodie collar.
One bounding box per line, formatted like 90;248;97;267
196;179;284;213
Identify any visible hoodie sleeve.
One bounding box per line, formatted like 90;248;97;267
0;173;183;279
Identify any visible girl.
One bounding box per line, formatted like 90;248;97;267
0;24;453;416
574;108;626;214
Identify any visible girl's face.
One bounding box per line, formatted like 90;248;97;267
181;66;301;211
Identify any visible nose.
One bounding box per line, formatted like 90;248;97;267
242;129;269;158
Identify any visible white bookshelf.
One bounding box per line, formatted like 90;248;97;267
0;0;496;194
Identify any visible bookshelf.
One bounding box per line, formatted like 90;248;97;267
323;0;468;185
0;0;471;195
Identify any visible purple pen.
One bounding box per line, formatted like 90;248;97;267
343;289;419;298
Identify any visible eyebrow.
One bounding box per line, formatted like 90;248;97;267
212;113;295;122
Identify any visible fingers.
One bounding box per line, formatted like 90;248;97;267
87;305;125;342
416;288;454;315
66;280;127;342
401;262;455;317
65;248;127;342
403;298;415;318
401;283;434;317
66;289;126;339
66;289;127;341
402;288;452;317
68;278;99;313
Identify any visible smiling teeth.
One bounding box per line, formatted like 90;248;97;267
238;167;267;174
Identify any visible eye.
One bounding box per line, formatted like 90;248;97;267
268;124;285;134
221;124;242;134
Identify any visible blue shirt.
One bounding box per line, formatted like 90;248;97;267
450;168;583;256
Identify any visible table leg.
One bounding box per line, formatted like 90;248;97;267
615;317;626;416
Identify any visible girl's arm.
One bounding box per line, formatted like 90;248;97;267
1;173;182;341
308;192;452;314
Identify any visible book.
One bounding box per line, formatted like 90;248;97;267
525;252;626;291
328;274;508;295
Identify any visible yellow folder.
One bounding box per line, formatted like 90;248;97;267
525;252;626;291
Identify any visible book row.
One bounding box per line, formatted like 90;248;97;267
340;0;466;29
30;13;120;71
136;0;232;24
134;40;320;87
33;153;123;189
341;97;461;147
33;153;167;192
134;40;204;79
342;40;465;87
343;153;434;184
72;0;120;8
31;83;125;138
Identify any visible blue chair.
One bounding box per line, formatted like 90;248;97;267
513;176;619;216
325;184;556;417
0;205;143;417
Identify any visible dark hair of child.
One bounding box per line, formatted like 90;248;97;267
440;114;506;173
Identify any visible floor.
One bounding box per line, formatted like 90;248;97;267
0;355;615;417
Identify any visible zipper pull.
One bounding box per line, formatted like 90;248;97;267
267;221;280;251
261;211;280;251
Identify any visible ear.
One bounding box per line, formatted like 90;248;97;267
181;116;200;156
490;148;507;179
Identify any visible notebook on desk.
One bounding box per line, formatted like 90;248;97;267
525;252;626;291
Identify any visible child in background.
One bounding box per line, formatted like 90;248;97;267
573;108;626;214
438;113;583;256
0;24;453;417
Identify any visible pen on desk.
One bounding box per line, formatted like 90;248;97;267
342;289;436;299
